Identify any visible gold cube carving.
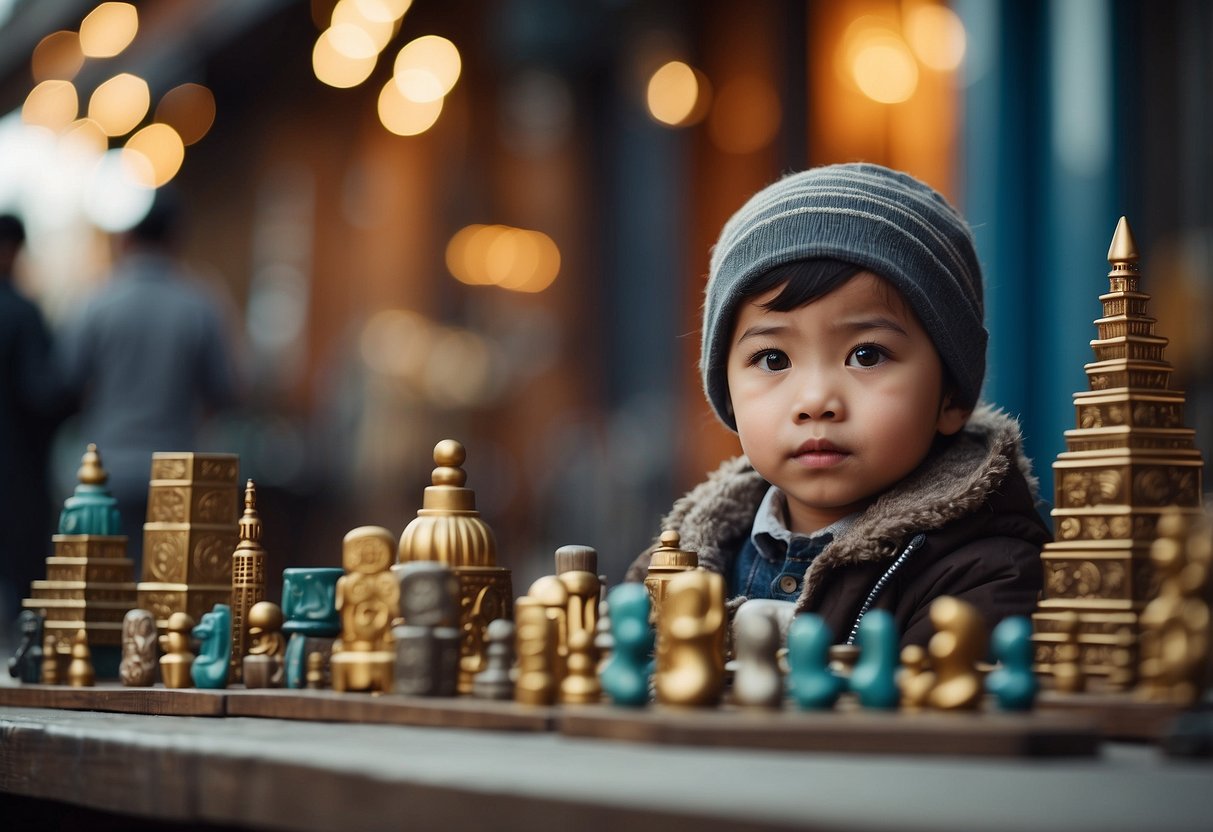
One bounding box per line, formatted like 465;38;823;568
137;583;232;631
142;525;237;584
149;452;240;485
147;484;238;525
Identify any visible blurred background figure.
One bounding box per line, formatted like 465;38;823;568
57;189;241;568
0;213;69;625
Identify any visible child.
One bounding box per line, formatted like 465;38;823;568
627;163;1049;647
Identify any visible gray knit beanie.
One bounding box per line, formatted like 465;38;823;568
702;162;986;431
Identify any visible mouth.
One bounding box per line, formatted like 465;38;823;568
791;438;850;468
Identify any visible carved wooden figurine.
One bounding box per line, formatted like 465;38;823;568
732;606;783;709
120;609;158;686
281;567;342;689
654;569;725;708
926;596;986;711
159;612;196;689
331;526;399;693
191;603;232;689
8;609;44;684
528;575;570;685
243;601;286;688
392;561;461;696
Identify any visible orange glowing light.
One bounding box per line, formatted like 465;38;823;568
123;123;185;187
707;75;781;154
377;77;443;135
79;2;139;59
22;80;79;132
313;25;378;88
646;61;704;127
905;5;967;72
332;0;398;52
393;35;461;101
89;73;150;137
154;83;216;146
31;31;84;83
850;32;919;104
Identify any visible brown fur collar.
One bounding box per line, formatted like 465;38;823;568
627;405;1039;607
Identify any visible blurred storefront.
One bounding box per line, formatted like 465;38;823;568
0;0;1209;591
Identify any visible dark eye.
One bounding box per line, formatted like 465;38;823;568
847;345;885;368
758;350;790;371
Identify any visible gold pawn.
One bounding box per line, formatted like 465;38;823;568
41;633;59;685
67;629;95;687
1052;611;1085;694
306;651;325;689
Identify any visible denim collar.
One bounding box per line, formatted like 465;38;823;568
750;486;856;562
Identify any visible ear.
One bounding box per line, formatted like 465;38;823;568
936;392;971;437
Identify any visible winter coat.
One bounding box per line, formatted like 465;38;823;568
626;406;1051;647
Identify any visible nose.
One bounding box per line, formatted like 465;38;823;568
792;368;842;422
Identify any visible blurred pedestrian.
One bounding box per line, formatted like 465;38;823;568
58;189;240;567
0;214;70;623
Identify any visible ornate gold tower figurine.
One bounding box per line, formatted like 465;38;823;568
229;480;267;684
644;530;698;626
138;452;240;634
23;444;137;678
1033;217;1205;688
331;526;399;693
398;440;513;693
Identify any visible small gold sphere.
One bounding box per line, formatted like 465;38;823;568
77;443;108;485
434;439;466;468
660;529;680;548
248;601;283;631
167;611;195;633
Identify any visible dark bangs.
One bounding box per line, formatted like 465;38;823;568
748;259;864;312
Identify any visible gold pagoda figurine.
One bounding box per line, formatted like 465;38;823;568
644;530;699;627
398;440;513;693
229;480;267;684
138;452;240;633
23;444;137;679
1033;217;1205;688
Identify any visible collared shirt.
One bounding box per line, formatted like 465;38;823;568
731;486;856;602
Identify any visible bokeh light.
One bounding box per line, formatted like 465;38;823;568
393;35;461;102
851;32;919;103
646;61;710;127
84;147;155;232
905;5;967;72
154;83;216;146
377;77;443;135
123;122;185;187
332;0;399;52
88;73;150;137
707;75;781;154
62;118;108;158
313;24;378;88
446;224;560;293
79;2;139;59
31;31;84;83
22;80;78;132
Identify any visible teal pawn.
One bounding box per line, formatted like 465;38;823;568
599;584;653;707
191;604;232;689
850;610;899;710
786;614;843;710
58;444;122;535
986;616;1038;711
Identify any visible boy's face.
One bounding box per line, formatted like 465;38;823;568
726;272;971;534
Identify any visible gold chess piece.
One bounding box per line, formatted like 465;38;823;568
398;440;513;694
555;545;600;653
306;651;326;689
560;629;602;705
40;632;60;685
899;644;935;710
644;530;698;627
243;601;286;688
1137;510;1211;705
528;575;570;684
67;628;95;687
514;597;557;706
230;479;267;684
159;611;197;689
331;526;399;693
654;569;726;707
1052;611;1086;694
925;597;987;711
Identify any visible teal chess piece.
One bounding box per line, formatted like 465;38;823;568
191;604;232;689
786;614;843;710
58;444;122;535
282;567;343;688
985;616;1038;711
850;610;899;710
599;583;653;707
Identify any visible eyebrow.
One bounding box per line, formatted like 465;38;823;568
836;316;909;337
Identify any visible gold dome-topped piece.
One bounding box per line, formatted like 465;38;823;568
398;439;496;566
77;443;107;485
420;439;476;513
650;530;699;569
1107;215;1139;268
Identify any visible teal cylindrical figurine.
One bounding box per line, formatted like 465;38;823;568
986;616;1038;711
599;583;653;707
282;567;343;688
191;603;232;689
786;614;843;710
850;610;899;710
58;444;122;535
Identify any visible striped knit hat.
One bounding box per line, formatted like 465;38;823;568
702;162;986;431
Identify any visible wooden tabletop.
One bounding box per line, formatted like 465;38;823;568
1;706;1209;832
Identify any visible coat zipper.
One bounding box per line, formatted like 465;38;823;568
844;533;927;645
